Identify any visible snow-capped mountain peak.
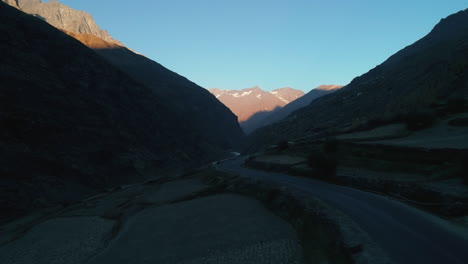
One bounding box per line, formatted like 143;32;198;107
208;86;304;128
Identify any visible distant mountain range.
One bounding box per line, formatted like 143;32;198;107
246;9;468;150
209;86;342;134
209;86;304;133
251;85;343;132
0;0;244;222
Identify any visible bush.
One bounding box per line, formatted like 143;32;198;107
365;117;394;130
462;170;468;186
448;117;468;127
246;155;256;161
459;153;468;185
401;111;436;131
447;98;466;114
322;138;339;153
307;152;337;178
276;140;289;151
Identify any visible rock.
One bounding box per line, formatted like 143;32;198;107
2;0;123;45
2;0;18;8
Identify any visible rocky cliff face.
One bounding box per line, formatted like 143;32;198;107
209;86;304;134
2;0;123;45
3;0;18;8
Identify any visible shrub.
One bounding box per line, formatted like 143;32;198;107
307;152;337;178
459;153;468;185
276;140;289;151
246;155;256;161
462;170;468;186
322;138;339;153
401;111;436;131
447;98;466;114
366;117;393;129
448;117;468;127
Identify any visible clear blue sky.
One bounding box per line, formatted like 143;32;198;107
58;0;466;92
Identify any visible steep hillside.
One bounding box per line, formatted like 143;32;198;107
2;0;244;152
209;86;304;133
65;31;244;149
247;9;468;149
0;2;237;223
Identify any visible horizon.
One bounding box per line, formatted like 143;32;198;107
53;0;466;92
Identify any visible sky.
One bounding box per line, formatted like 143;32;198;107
57;0;467;92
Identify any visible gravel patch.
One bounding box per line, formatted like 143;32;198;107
0;216;115;264
88;194;304;264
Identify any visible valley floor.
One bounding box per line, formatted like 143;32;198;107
0;173;304;264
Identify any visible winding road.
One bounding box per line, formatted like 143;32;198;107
218;157;468;264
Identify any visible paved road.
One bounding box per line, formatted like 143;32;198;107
218;158;468;264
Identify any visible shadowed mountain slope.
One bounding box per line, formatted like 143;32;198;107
65;31;244;149
246;9;468;150
0;2;239;223
2;0;245;150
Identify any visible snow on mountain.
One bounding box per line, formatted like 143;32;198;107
208;86;304;133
